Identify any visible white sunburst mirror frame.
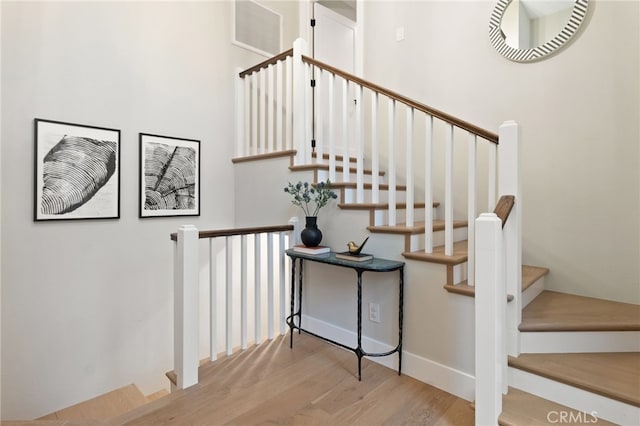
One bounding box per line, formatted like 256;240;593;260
489;0;589;62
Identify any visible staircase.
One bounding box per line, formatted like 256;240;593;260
30;384;168;423
167;37;640;425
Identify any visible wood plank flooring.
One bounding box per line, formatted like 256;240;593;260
111;333;474;425
520;291;640;331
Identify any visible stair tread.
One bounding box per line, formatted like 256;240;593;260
340;202;434;210
499;387;617;425
508;352;640;407
368;219;467;235
38;384;148;421
443;265;544;299
520;290;640;332
289;164;385;176
402;240;468;265
330;181;408;191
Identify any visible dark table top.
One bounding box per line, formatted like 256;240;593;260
285;249;405;272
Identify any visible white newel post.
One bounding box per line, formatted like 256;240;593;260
174;225;199;389
292;38;308;166
475;213;506;426
498;121;522;357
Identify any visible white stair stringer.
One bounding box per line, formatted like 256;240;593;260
508;366;640;425
520;330;640;354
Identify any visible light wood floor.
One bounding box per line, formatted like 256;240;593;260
111;333;475;425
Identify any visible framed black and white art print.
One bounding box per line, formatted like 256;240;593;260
139;133;200;218
34;119;121;221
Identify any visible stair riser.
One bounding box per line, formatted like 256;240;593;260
520;331;640;354
341;188;411;204
316;169;386;185
521;277;545;308
407;226;468;252
508;367;638;425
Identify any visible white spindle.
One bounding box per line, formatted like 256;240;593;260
267;64;274;152
259;70;266;154
267;233;275;339
243;74;251;157
371;92;380;204
328;73;336;182
406;107;414;227
209;239;217;361
225;236;233;356
285;57;293;151
488;142;497;210
342;78;350;183
251;73;258;155
424;115;434;253
254;233;262;344
356;84;364;202
276;60;283;151
235;68;244;158
240;234;248;350
292;38;307;165
304;63;313;164
174;225;199;389
316;69;324;162
445;124;454;256
475;212;506;426
388;99;397;226
468;133;477;286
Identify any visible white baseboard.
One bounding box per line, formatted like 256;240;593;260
508;367;640;425
520;331;640;353
300;315;475;401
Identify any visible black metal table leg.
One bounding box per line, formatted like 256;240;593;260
398;266;404;375
298;259;304;334
289;258;296;348
357;269;363;381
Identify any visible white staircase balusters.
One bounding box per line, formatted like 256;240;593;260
285;56;293;151
304;62;313;165
276;60;283;152
444;124;454;256
467;133;477;286
267;64;275;152
259;70;266;155
387;99;397;226
488;142;497;209
405;106;415;228
292;38;308;165
225;236;233;356
341;78;350;183
356;83;364;203
209;238;217;361
328;72;337;182
241;234;248;350
371;92;380;205
251;73;258;156
315;69;325;163
173;225;294;390
424;115;434;253
254;233;262;344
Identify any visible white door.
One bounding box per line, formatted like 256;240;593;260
313;3;357;174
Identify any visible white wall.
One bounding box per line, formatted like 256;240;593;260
362;1;639;304
0;0;297;420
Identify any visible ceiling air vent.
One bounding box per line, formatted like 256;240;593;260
234;0;282;57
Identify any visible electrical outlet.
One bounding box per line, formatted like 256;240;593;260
369;302;380;323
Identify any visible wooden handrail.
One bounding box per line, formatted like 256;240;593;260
493;195;515;228
170;224;294;241
301;55;499;143
239;48;294;78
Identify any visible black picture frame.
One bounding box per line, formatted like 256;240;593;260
139;133;201;218
34;118;121;221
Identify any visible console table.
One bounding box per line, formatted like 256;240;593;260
285;249;405;381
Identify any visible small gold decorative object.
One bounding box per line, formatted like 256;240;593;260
347;237;369;255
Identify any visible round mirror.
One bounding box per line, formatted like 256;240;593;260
489;0;589;62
